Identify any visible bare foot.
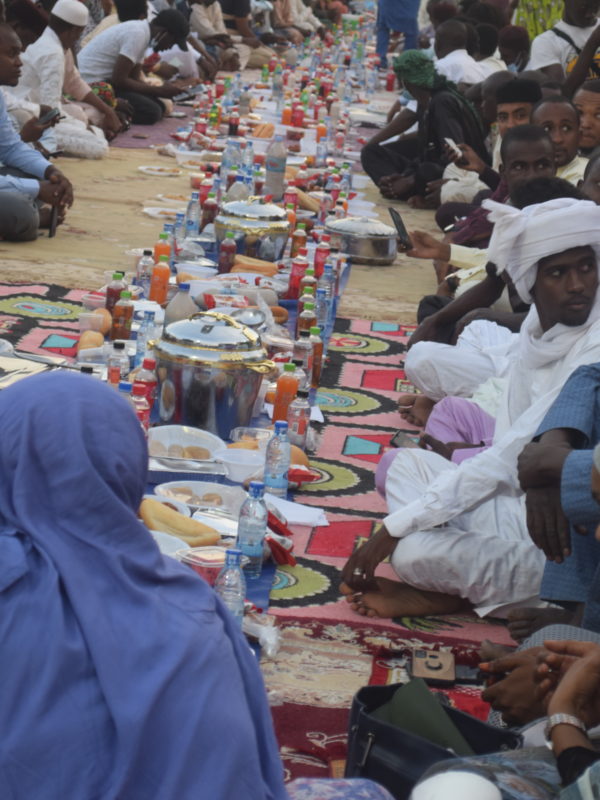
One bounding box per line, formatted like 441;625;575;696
39;206;65;230
341;576;470;618
479;638;515;661
507;606;575;643
398;394;435;427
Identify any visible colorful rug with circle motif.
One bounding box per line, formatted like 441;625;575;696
0;283;85;359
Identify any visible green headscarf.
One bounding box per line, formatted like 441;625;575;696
393;49;485;137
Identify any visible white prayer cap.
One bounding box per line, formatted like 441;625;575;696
51;0;89;26
483;197;600;304
410;771;502;800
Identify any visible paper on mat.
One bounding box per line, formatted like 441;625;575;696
265;493;329;527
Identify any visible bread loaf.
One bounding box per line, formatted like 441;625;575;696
139;498;220;546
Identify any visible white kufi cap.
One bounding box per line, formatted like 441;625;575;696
51;0;89;26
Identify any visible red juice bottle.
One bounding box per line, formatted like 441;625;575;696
287;247;308;299
200;192;218;231
218;231;237;274
314;235;331;279
105;271;126;315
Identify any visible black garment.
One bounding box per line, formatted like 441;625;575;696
115;91;165;125
416;295;455;343
360;88;488;190
360;139;444;198
557;746;600;786
220;0;251;27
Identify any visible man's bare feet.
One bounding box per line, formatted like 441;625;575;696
340;576;470;618
39;206;65;230
398;394;435;427
507;606;575;643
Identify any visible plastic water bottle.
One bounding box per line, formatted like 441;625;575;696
221;139;241;187
135;309;156;366
174;212;186;251
243;140;254;173
135;249;154;298
264;420;291;498
264;136;287;201
214;548;246;626
164;283;198;326
225;174;251;202
185;191;200;235
287;389;311;448
237;481;268;579
319;262;336;302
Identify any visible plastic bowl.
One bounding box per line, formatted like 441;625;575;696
230;427;272;450
148;425;226;462
175;262;218;280
176;546;248;586
214;448;264;483
155;481;247;514
143;493;191;517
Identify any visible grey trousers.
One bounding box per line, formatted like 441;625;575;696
0;166;40;242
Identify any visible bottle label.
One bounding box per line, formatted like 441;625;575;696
266;155;286;174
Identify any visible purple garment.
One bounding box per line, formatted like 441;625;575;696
452;179;509;247
426;397;495;464
0;372;287;800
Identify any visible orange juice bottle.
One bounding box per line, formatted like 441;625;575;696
286;203;296;229
281;103;292;125
290;222;307;259
148;255;170;305
316;121;327;142
272;363;299;422
153;232;170;264
297;302;316;336
309;326;323;388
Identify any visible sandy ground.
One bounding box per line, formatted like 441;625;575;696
0;146;437;322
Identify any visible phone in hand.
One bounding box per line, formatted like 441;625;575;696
390;430;419;448
48;206;58;238
38;108;61;125
388;207;412;250
444;137;463;159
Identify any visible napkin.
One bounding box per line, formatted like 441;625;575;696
265;493;329;527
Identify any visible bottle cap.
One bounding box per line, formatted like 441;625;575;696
304;302;315;310
310;326;321;335
225;548;242;566
286;203;295;210
297;389;309;398
143;249;153;256
274;420;288;432
143;310;156;321
207;192;216;198
179;283;190;291
305;268;315;276
159;255;169;262
132;382;146;396
120;290;132;299
296;223;306;230
118;381;132;392
159;233;168;241
80;365;94;374
283;362;296;372
299;330;310;337
113;341;125;350
303;287;314;294
316;288;326;296
225;231;235;239
142;357;156;370
112;271;121;280
249;480;265;495
191;191;199;199
292;358;303;367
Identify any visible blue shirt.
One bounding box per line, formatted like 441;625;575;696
0;90;51;198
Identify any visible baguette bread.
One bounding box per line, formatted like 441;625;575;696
296;188;320;214
140;498;220;546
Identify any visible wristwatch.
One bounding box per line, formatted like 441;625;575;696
544;713;587;741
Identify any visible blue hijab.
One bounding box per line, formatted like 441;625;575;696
0;371;287;800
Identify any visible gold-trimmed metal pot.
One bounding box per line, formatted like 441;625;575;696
214;197;290;261
151;311;274;438
325;215;397;265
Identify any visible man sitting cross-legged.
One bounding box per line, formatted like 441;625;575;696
340;196;600;622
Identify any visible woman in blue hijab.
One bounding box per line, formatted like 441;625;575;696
0;371;394;800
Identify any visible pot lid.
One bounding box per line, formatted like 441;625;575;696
220;197;286;220
154;311;267;364
325;215;396;237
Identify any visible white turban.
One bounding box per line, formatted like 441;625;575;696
51;0;89;26
483;197;600;304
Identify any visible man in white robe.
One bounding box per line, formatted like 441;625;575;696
340;197;600;620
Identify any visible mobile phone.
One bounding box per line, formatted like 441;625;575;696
388;207;412;250
39;107;61;125
411;647;456;686
48;206;58;238
390;430;418;448
444;137;463;159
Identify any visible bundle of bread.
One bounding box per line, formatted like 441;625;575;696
139;497;220;547
229;439;309;467
296;188;320;214
252;123;275;139
231;254;279;277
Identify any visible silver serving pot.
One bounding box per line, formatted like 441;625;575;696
214;197;290;261
151;311;274;439
325;215;397;265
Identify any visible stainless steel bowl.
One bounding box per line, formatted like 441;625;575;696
325;215;397;266
151;311;274;439
214;197;290;261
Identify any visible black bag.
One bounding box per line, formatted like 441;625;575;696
345;682;522;800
